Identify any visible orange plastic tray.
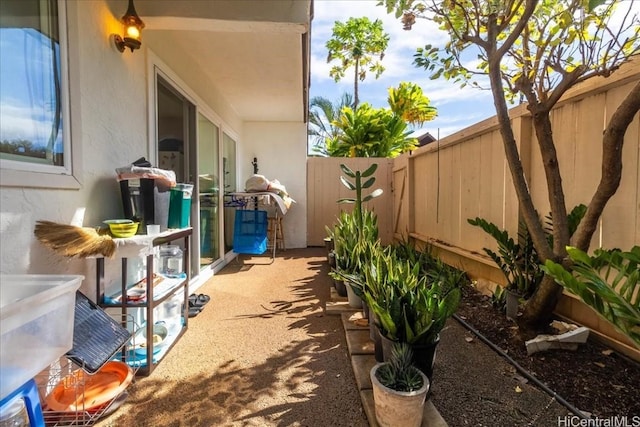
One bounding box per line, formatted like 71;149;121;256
44;361;133;413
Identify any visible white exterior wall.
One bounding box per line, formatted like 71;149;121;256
0;0;250;292
242;122;308;248
0;1;149;292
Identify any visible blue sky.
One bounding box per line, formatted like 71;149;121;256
309;0;498;139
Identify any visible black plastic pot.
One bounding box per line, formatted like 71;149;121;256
333;278;347;297
328;251;337;269
378;329;440;383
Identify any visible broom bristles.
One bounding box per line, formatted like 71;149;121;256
35;220;116;258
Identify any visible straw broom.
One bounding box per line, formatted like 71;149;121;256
34;220;116;258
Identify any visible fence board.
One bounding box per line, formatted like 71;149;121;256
306;157;393;246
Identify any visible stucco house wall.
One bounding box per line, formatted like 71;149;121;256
0;0;309;293
243;122;308;249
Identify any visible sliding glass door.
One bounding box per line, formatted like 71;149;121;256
155;71;237;275
197;114;220;267
222;132;237;253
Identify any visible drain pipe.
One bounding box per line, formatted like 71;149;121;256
452;313;589;420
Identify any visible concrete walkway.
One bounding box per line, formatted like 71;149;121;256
326;289;448;427
96;248;370;426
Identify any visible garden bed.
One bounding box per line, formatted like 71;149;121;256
454;285;640;419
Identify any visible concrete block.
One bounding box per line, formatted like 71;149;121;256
526;326;590;355
346;329;375;356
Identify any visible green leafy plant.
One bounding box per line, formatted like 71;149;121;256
468;217;542;298
387;82;437;126
356;244;462;345
338;163;383;240
375;342;424;392
468;204;587;299
543;246;640;348
490;286;507;312
326;17;389;109
329;164;383;298
328;104;418;158
382;0;639;333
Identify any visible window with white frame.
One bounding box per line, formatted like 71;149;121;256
0;0;72;182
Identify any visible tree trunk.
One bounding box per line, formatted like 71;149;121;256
518;275;565;338
520;81;640;334
516;108;571;334
354;59;360;110
528;107;569;257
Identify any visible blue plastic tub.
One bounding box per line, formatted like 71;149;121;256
233;210;268;255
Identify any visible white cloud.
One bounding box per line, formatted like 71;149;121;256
0;101;54;145
310;0;496;136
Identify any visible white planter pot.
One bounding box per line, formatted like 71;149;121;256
370;363;429;427
345;280;363;308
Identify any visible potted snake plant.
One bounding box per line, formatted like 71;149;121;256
357;243;462;382
328;163;383;306
370;342;429;427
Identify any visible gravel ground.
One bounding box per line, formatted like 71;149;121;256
431;319;569;426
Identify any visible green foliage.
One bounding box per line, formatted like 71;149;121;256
330;164;382;286
379;0;639;327
375;342;425;392
326;17;390;108
491;285;507;312
468;204;586;298
543;246;640;348
358;243;463;345
308;94;354;155
329;103;418;158
380;0;639;103
329;211;360;275
338;163;383;237
387;82;438;126
467;217;543;298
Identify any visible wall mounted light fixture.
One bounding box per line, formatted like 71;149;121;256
114;0;145;53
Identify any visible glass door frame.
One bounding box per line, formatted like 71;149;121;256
148;55;240;281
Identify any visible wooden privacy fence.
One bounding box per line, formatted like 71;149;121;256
394;60;639;358
307;157;394;246
306;60;639;358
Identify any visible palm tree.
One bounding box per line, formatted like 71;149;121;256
308;93;353;156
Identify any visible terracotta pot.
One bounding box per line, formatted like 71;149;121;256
370;363;429;427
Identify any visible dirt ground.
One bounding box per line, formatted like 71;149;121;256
432;285;640;426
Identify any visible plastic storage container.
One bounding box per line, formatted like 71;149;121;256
168;183;193;229
0;275;83;401
153;292;183;336
233;210;268;255
159;245;183;277
0;379;44;427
